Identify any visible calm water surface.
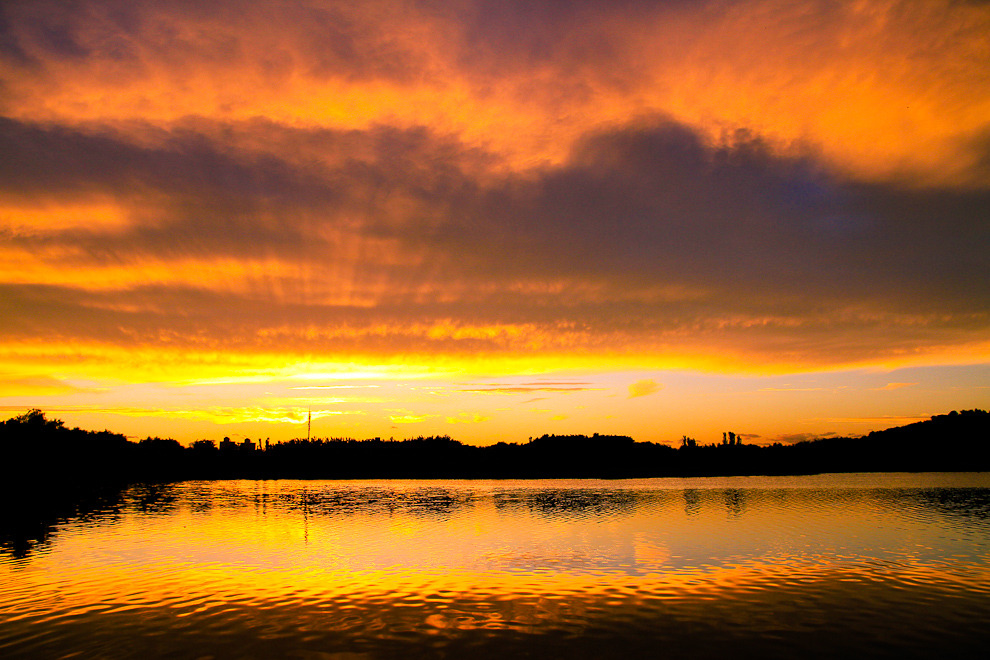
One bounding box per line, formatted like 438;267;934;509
3;473;990;658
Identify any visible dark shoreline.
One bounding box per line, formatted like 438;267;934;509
2;408;988;485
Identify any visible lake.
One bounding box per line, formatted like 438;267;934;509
2;473;990;658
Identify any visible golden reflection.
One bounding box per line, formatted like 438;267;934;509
5;478;990;640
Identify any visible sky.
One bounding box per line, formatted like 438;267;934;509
1;0;988;446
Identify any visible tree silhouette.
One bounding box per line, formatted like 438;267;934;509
1;409;988;482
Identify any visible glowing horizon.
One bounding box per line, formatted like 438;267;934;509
1;0;987;447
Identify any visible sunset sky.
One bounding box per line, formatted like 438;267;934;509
1;0;988;446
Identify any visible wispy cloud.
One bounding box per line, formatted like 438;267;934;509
773;431;839;444
814;416;931;428
446;413;490;424
387;410;436;424
759;387;834;392
0;405;361;425
0;375;101;396
289;385;381;390
628;379;663;398
871;382;918;391
459;383;601;394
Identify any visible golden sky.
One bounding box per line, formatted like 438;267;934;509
1;0;988;445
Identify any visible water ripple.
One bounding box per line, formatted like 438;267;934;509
2;474;990;658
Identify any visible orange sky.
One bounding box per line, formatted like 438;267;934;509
1;0;987;445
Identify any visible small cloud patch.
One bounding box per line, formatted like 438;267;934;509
387;410;436;424
628;379;663;398
446;413;491;424
871;382;918;391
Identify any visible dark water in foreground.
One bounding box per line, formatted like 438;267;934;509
2;473;990;659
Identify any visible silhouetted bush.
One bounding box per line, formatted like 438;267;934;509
1;409;987;484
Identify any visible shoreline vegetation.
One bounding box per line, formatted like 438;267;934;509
2;409;988;484
1;409;987;559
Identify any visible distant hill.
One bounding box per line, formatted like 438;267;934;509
813;409;990;473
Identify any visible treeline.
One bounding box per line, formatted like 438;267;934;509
1;409;988;485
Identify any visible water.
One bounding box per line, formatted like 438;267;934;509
2;473;990;659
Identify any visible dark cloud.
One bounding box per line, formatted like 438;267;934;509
454;0;705;75
0;1;93;66
0;117;330;201
0;109;986;365
421;118;990;321
0;117;487;265
774;431;839;444
0;0;431;85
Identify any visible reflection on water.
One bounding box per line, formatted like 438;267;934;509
3;474;990;658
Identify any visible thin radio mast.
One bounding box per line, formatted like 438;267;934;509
307;408;311;441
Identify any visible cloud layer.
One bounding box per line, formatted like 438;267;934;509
1;0;988;379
